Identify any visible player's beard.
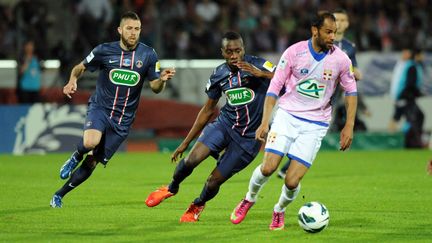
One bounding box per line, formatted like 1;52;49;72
317;33;332;52
121;35;138;50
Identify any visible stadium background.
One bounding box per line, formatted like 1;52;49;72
0;0;431;154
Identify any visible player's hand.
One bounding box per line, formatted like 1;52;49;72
63;82;77;99
236;61;262;77
339;125;354;151
255;123;269;143
171;142;188;163
160;67;176;82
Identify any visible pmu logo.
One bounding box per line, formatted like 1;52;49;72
109;69;141;86
225;87;255;106
296;79;326;99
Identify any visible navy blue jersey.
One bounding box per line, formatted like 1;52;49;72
334;38;358;67
83;41;160;127
206;55;274;140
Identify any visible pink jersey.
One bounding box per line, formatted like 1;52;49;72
268;40;357;122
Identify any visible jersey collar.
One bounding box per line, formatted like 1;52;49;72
308;39;328;62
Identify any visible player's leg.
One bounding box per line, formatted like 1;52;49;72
51;123;125;208
269;160;307;230
230;151;285;224
51;155;99;208
146;122;227;207
145;142;212;207
179;167;225;222
169;142;212;193
270;120;328;230
181;141;256;222
231;109;295;224
194;141;254;206
60;108;105;179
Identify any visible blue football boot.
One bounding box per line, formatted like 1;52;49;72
50;194;63;208
60;154;79;179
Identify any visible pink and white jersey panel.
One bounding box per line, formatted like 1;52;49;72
267;40;357;122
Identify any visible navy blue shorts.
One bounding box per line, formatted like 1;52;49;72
84;107;128;164
197;121;259;179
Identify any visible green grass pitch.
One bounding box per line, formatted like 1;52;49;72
1;150;431;242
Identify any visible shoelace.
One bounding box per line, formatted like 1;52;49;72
186;205;197;214
53;195;61;205
67;158;77;168
237;200;250;215
272;212;283;224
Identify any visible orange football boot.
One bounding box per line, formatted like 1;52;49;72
145;186;175;207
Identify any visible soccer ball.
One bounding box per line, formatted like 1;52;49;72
298;201;329;233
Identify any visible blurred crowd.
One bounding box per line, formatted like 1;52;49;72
0;0;432;61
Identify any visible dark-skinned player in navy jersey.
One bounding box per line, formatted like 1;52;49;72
145;31;275;222
50;11;175;208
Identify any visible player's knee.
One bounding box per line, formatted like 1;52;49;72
206;178;220;190
260;163;277;176
184;154;201;167
285;177;300;190
83;139;99;150
207;173;225;188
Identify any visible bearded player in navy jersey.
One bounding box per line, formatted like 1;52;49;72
50;11;175;208
145;31;275;222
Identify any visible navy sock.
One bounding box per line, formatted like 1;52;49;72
168;158;194;194
56;157;96;197
193;184;220;206
75;140;91;161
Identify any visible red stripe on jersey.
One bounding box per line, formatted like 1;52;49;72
241;105;250;136
232;107;240;129
118;88;130;124
120;51;124;67
130;51;135;69
110;86;120;119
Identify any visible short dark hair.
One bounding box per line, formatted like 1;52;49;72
311;11;336;29
121;11;140;21
222;31;242;41
221;31;243;47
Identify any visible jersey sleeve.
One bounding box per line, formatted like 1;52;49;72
251;56;276;73
83;45;103;72
350;44;358;67
339;57;357;95
267;49;292;98
205;70;222;100
146;49;161;81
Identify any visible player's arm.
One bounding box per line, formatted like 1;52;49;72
340;95;357;151
351;45;362;81
171;98;219;162
236;61;274;79
353;67;362;81
149;68;176;94
63;62;86;99
255;51;291;142
255;94;277;142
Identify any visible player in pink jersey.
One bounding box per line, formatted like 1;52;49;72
231;12;358;230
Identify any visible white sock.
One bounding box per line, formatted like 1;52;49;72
274;183;301;212
245;165;269;202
